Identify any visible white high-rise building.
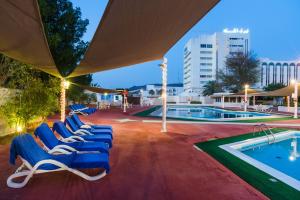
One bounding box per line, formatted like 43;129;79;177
183;28;250;95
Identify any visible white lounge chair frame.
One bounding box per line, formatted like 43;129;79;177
7;157;107;188
69;107;91;116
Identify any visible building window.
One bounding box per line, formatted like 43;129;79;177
200;69;212;72
200;63;212;66
200;51;212;54
200;75;212;78
207;44;213;48
200;57;212;60
200;44;206;48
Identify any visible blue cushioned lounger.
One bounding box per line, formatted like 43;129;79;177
71;114;113;131
53;121;112;148
34;123;109;154
7;134;109;188
65;117;113;138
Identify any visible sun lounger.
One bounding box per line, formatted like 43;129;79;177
65;117;113;138
71;114;113;131
69;104;96;115
7;134;110;188
34;123;109;154
53;121;112;148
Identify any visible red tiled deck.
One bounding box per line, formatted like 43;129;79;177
0;107;274;200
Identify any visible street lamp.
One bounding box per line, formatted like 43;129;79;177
244;84;249;112
291;79;298;118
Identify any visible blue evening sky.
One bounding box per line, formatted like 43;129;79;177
71;0;300;89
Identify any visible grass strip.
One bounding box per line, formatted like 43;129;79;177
195;128;300;200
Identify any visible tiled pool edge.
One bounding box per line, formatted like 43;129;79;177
220;131;300;191
194;129;300;200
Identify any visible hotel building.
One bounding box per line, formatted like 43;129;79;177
260;58;300;87
183;28;250;95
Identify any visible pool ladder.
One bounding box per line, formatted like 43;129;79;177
253;124;276;144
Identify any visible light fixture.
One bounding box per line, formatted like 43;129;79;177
244;84;249;89
291;79;296;84
16;125;23;133
289;155;296;161
63;80;70;89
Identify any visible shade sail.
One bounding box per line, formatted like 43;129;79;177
0;0;59;76
71;0;220;77
253;85;300;97
72;83;119;94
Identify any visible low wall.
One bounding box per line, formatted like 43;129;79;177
278;106;299;113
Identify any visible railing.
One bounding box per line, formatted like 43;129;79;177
253;124;276;144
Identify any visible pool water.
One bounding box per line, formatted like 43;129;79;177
243;137;300;181
152;106;271;120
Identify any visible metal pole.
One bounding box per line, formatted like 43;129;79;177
140;89;143;107
294;82;298;118
60;78;66;121
244;86;248;112
160;58;167;133
221;95;225;108
253;96;256;106
287;96;290;112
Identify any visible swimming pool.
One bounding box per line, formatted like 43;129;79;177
221;131;300;191
150;106;273;120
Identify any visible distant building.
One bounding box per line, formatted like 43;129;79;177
183;28;250;95
129;83;183;97
260;58;300;87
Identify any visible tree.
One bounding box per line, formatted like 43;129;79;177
202;81;222;96
39;0;94;103
219;51;260;92
263;83;286;91
149;89;155;96
38;0;89;77
0;63;60;131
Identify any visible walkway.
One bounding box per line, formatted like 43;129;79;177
0;107;281;200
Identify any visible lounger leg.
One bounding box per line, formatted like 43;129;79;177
7;159;108;188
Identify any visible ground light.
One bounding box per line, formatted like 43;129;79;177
291;79;298;118
244;84;249;112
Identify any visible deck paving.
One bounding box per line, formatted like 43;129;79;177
0;107;282;200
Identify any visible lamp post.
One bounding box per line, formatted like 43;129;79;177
244;84;249;112
160;57;167;133
291;79;298;118
60;78;70;121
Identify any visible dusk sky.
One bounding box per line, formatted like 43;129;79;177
71;0;300;89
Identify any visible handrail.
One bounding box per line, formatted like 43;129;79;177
253;124;275;144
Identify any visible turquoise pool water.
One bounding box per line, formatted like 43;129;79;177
243;136;300;181
152;106;271;120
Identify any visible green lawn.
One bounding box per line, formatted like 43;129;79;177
195;129;300;200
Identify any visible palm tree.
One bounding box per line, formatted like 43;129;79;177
202;81;222;96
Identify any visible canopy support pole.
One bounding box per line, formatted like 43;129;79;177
253;96;256;106
287;96;290;112
221;95;225;108
160;58;167;133
244;86;248;112
60;78;66;122
294;82;298;118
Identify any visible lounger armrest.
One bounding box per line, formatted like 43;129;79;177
74;129;92;135
49;145;77;154
62;136;86;142
81;124;92;129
